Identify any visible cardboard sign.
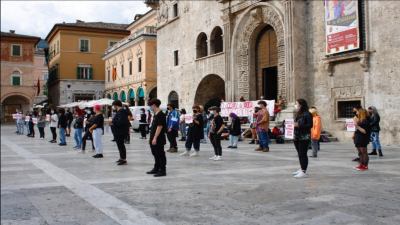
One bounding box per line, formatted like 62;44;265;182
284;119;294;139
184;114;193;124
32;118;38;124
346;119;356;132
136;115;141;121
25;116;30;122
46;114;51;122
220;100;275;118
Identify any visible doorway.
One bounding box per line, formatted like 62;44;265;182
262;66;277;100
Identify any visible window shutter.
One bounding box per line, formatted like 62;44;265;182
89;68;93;80
77;67;80;79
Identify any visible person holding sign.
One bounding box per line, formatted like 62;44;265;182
292;99;313;178
353;108;371;171
180;105;203;157
166;103;180;153
209;106;225;161
255;101;270;152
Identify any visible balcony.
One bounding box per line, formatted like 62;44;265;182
104;26;157;55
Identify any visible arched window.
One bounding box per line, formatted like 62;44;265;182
128;88;135;106
106;93;112;99
196;32;208;59
210;26;223;54
120;91;126;102
113;92;118;101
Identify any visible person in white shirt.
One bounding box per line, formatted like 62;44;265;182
49;109;58;143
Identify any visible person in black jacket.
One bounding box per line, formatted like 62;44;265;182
292;99;313;178
353;108;371;171
111;100;129;165
81;109;95;152
367;106;383;157
124;105;133;144
228;112;241;149
73;109;84;149
180;105;204;157
139;108;147;139
65;109;73;137
58;108;68;146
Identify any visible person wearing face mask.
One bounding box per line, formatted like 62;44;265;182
110;100;129;165
146;98;167;177
351;105;362;162
89;104;104;158
255;101;270;152
58;108;68;146
166;103;180;153
49;108;58;143
73;108;84;150
37;111;46;139
208;106;225;161
180;105;204;157
292;99;313;178
81;108;95;152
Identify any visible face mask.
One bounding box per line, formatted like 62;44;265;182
294;104;299;110
51;110;54;114
193;110;197;114
209;111;214;115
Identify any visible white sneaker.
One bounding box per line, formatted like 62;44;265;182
190;151;199;157
209;155;217;160
293;170;307;178
214;156;222;161
180;151;190;156
292;169;302;175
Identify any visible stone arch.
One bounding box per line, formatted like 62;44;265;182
194;74;225;109
1;94;31;122
120;90;126;102
196;32;208;59
106;93;112;99
232;4;285;101
148;87;157;100
168;91;179;109
210;26;223;54
128;88;135;106
113;92;118;101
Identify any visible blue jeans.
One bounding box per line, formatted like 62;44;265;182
74;128;83;148
370;132;382;150
59;128;66;144
257;130;269;149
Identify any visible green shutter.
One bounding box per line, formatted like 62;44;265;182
77;67;80;79
89;68;93;80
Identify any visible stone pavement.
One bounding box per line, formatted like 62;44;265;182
1;125;400;225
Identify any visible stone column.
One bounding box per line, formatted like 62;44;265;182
222;12;233;102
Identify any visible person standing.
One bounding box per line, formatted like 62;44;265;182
166;103;180;153
89;104;104;158
367;106;383;157
309;107;322;158
73;110;84;150
179;109;187;141
228;112;241;149
139;108;148;139
81;110;95;152
65;109;73;137
37;112;46;139
27;112;36;138
111;100;129;165
353;108;371;171
292;99;313;178
180;105;203;157
249;107;260;144
124;105;133;144
49;109;58;143
58;108;67;146
255;101;270;152
146;99;167;177
17;110;25;135
208;106;225;161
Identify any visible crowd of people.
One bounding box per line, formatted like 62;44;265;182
13;97;382;178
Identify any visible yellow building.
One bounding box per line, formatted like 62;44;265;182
45;21;130;106
103;10;157;106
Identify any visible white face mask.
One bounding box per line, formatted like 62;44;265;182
294;104;299;110
51;110;54;114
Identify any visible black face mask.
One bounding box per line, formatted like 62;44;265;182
193;110;197;114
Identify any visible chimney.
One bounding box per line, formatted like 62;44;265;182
10;30;15;34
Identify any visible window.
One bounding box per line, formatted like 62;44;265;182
173;3;178;17
337;100;362;119
76;65;93;79
12;76;21;86
109;41;118;47
138;58;142;72
79;39;90;52
57;40;60;54
210;26;223;54
129;61;132;75
107;69;110;82
121;64;124;78
174;50;179;66
196;32;208;58
11;44;21;56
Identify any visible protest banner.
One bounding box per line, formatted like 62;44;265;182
32;118;38;124
184;114;193;124
46;114;51;122
345;119;356;132
284;118;294;139
25;116;30;122
220;100;275;118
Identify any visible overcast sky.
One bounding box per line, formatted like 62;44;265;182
1;0;150;39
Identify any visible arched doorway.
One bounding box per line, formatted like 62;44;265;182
137;87;145;106
128;88;135;106
1;95;30;122
113;92;118;101
255;25;278;100
168;91;179;109
194;74;225;110
120;91;126;102
148;87;157;100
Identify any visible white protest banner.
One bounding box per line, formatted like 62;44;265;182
345;119;356;132
32;118;38;124
284;119;295;139
220;100;275;117
136;115;141;121
16;114;22;120
25;116;30;122
46;114;51;122
184;114;193;124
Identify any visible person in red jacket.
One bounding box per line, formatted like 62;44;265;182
309;107;322;158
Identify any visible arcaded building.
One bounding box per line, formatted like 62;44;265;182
147;0;400;145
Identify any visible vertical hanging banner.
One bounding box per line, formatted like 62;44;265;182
325;0;360;55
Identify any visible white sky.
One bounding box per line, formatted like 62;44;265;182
1;0;150;39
